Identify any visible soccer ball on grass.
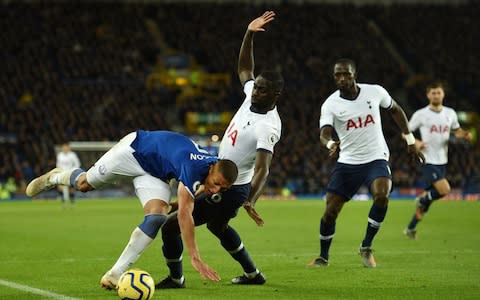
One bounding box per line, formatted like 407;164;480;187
117;269;155;300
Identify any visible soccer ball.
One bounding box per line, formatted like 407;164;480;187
117;269;155;300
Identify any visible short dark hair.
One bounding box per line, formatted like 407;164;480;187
426;81;446;93
216;159;238;184
334;58;356;73
259;70;284;92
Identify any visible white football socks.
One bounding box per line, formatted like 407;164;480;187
109;227;154;277
49;169;74;186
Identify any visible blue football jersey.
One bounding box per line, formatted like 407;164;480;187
130;130;217;196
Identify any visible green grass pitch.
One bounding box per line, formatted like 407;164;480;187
0;198;479;299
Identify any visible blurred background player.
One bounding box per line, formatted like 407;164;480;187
56;143;81;205
25;130;238;289
157;11;282;288
404;82;471;239
308;58;424;268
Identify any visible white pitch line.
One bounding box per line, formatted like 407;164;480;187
0;279;82;300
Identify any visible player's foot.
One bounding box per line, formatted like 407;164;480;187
403;228;417;240
100;271;120;290
358;246;376;268
26;168;63;197
231;272;266;285
307;256;329;267
155;276;185;289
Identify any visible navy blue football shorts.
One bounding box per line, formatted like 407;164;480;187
420;163;447;188
192;183;251;225
326;159;392;201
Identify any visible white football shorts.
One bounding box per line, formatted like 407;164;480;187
86;132;171;206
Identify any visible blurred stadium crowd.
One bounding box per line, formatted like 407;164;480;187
1;1;479;199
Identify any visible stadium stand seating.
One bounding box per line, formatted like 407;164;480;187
0;2;478;197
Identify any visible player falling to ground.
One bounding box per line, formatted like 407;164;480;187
308;58;425;268
25;130;237;288
404;82;471;240
55;143;81;205
157;11;282;289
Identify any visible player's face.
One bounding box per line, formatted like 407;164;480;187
427;87;444;106
251;76;276;110
333;64;356;91
203;166;231;196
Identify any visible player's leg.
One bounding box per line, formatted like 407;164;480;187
308;192;346;267
359;160;392;267
26;132;137;197
405;165;448;237
101;176;171;289
68;187;75;204
207;219;266;285
156;212;186;289
309;162;356;267
359;177;391;268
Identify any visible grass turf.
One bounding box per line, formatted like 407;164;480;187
0;198;479;299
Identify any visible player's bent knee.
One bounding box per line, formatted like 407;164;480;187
139;214;167;239
207;222;228;236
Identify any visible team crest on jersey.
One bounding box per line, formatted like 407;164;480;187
98;164;107;175
193;181;201;192
269;134;278;145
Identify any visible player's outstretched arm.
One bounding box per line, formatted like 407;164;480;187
177;182;220;281
320;126;340;158
390;101;425;164
238;11;276;85
243;150;273;226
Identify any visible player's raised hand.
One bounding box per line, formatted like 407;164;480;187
191;257;220;282
243;201;265;226
248;11;276;32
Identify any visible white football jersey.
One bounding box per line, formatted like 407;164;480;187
409;106;460;165
219;80;282;185
319;83;393;164
57;151;81;170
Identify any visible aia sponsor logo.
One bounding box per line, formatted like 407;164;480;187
430;125;449;133
346;114;375;130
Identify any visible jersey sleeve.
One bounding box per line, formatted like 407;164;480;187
178;164;198;199
408;111;421;132
255;124;280;153
319;101;334;129
376;85;393;109
450;109;461;131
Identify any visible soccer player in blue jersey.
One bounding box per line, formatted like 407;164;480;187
26;130;238;289
156;11;282;289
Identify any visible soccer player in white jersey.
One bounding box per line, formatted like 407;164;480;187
157;11;282;288
56;143;81;204
25;130;238;289
308;58;425;268
404;82;471;239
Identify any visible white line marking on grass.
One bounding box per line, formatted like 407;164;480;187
0;279;82;300
0;257;110;264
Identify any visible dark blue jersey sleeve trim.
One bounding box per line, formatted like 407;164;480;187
257;148;273;154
